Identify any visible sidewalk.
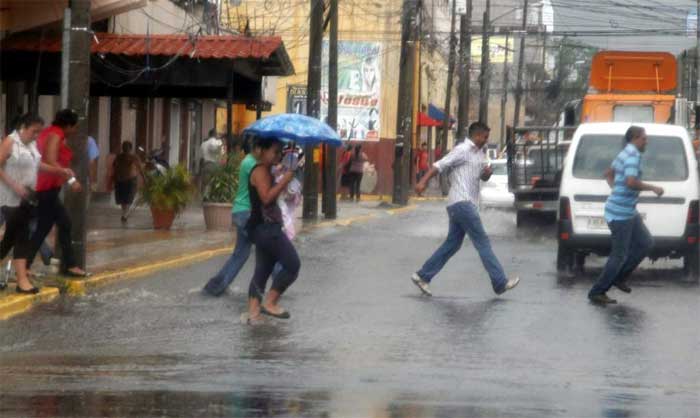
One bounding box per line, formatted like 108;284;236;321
0;193;423;319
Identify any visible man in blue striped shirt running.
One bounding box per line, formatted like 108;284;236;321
589;126;664;304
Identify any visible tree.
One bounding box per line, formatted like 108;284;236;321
525;40;597;126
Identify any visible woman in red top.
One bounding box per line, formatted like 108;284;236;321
26;109;89;277
338;144;353;200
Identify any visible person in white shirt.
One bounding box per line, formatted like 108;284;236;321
199;129;223;192
411;122;520;297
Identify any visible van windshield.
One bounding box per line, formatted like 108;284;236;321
572;135;689;181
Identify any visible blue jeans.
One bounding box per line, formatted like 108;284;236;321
589;215;652;297
417;201;508;293
203;211;253;296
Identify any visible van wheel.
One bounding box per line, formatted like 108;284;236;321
683;248;699;281
557;244;573;273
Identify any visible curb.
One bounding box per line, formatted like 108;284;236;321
1;201;423;319
0;287;60;320
60;246;235;296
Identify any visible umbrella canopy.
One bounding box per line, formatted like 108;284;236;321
243;113;342;147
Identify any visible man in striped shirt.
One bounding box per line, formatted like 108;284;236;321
411;122;520;297
588;126;664;304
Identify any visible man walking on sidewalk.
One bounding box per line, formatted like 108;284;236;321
411;122;520;297
588;126;664;305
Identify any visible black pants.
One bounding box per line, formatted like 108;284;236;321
248;223;300;301
348;172;363;200
27;188;76;270
0;204;33;260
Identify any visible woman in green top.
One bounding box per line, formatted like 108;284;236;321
203;139;259;296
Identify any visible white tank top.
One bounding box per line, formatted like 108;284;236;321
0;131;41;208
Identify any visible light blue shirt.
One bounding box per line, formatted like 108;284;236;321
87;136;99;161
605;143;641;222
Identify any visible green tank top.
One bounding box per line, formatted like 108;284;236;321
233;153;257;213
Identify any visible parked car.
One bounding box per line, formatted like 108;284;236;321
480;159;514;208
557;122;699;280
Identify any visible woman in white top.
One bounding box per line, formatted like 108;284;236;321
0;114;72;293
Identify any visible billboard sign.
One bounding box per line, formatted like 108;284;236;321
322;40;381;141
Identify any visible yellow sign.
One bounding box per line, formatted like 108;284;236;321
313;148;321;164
471;36;515;64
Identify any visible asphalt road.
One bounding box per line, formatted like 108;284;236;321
1;202;698;418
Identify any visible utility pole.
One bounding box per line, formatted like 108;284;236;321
62;0;91;269
324;0;338;219
540;30;547;124
500;33;510;148
304;0;323;220
457;0;472;140
392;0;419;206
513;0;528;129
695;0;700;104
441;0;458;153
478;0;491;124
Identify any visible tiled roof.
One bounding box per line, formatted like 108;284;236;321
1;32;283;60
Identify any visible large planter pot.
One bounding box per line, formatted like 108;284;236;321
203;202;233;231
151;207;177;230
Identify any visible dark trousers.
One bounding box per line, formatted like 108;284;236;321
348;172;363;200
589;215;653;297
248;223;300;301
27;188;76;270
0;204;33;260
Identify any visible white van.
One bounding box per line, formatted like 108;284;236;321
557;123;699;280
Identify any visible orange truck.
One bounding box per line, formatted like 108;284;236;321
580;51;679;124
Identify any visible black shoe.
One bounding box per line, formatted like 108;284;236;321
16;286;40;294
613;280;632;293
589;293;617;305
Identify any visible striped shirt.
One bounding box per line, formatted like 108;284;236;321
434;138;487;207
605;143;642;222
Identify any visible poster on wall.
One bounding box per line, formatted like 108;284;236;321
321;40;381;141
287;85;307;115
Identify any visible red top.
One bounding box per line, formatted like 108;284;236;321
416;149;429;171
36;125;72;192
340;150;353;174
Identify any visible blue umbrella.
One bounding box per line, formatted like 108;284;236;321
243;113;342;147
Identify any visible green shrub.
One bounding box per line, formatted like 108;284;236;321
141;164;194;212
203;153;242;203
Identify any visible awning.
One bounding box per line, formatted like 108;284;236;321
1;32;290;66
0;32;294;100
428;104;456;125
417;112;441;127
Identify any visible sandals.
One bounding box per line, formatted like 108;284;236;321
62;270;92;278
260;306;291;319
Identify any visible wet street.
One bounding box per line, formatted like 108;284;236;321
1;202;698;418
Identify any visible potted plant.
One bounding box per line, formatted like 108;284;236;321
202;154;242;231
141;164;195;230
